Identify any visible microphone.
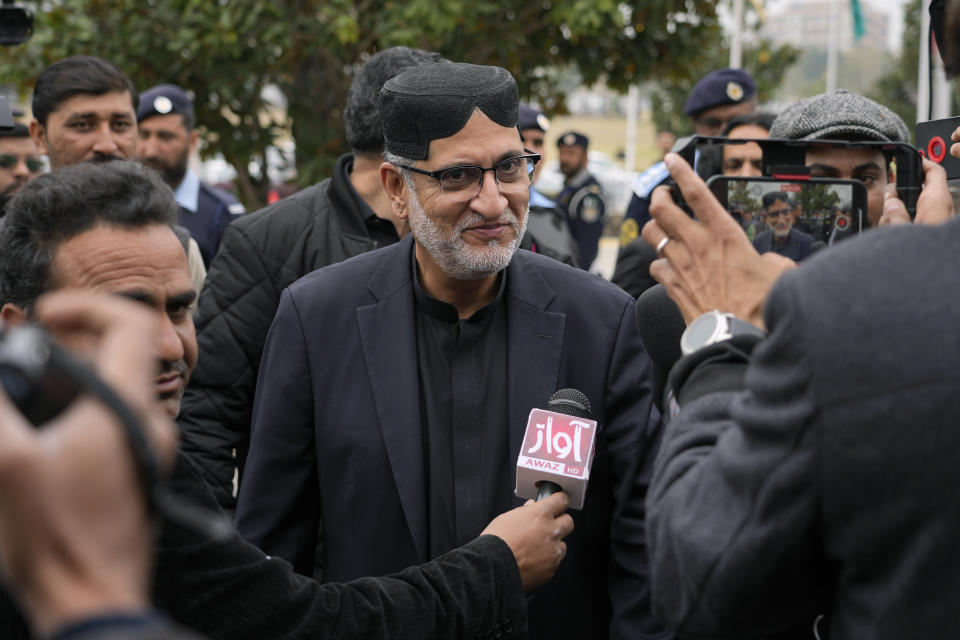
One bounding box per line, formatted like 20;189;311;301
515;388;596;510
635;284;686;373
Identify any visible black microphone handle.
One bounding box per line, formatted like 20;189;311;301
536;481;563;501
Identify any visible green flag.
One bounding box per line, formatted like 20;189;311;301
850;0;865;40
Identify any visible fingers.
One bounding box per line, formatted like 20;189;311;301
537;490;570;516
555;513;574;539
648;183;698;245
916;158;955;225
648;257;702;325
880;184;911;227
0;389;36;470
952;126;960;159
34;292;158;404
658;153;743;235
31;291;178;470
759;253;799;275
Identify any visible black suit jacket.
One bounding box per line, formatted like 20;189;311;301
0;452;527;640
237;235;669;639
648;218;960;638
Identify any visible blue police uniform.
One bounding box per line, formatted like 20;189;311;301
556;169;606;269
174;168;245;267
618;161;670;248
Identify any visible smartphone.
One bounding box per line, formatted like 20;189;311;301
673;136;922;217
915;116;960;180
707;176;868;260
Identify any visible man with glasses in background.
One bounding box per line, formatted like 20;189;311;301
0;123;43;217
236;62;667;640
753;191;816;261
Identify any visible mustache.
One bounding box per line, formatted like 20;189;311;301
455;210;519;234
88;152;125;164
158;359;189;378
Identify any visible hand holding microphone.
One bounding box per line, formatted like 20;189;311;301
481;492;574;592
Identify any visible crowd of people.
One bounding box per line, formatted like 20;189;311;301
1;2;960;639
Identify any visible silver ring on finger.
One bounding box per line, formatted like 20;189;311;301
656;235;671;257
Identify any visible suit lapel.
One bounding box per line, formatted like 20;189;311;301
506;252;566;478
356;236;428;560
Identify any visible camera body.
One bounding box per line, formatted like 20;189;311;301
0;3;33;46
670;135;923;218
915;117;960;180
0;325;80;425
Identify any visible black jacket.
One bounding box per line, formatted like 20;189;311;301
178;154;396;508
648;218;960;638
0;452;528;640
236;236;670;640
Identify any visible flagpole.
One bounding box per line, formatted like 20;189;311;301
624;85;638;174
826;0;839;92
730;0;745;68
918;0;932;123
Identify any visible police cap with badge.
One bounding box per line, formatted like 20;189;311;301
683;68;756;120
518;103;550;133
557;131;589;149
137;84;194;125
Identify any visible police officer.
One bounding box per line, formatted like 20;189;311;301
518;104;580;266
137;84;245;267
555;131;606;269
618;67;757;250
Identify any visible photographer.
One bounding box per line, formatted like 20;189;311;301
768;90;954;228
641;146;955;638
0;292;193;640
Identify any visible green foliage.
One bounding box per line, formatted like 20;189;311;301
650;36;801;136
728;179;758;210
868;0;921;136
796;182;840;214
3;0;730;208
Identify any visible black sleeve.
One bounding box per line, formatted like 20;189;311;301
646;279;828;639
177;221;280;510
611;238;658;299
157;454;528;640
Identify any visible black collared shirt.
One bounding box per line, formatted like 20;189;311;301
338;157;399;249
412;256;512;557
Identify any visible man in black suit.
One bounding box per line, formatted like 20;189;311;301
236;62;667;640
640;134;956;638
751;191;815;261
0;160;574;640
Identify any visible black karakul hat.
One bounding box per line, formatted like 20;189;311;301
380;62;519;160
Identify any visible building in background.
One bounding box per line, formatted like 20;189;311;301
760;0;890;52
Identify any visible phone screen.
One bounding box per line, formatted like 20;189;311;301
708;176;867;261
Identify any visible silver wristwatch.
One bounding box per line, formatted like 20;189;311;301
680;310;766;356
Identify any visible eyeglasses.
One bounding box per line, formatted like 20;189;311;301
395;154;540;202
766;207;791;218
0;154;44;173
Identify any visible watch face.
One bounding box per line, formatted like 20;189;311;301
683;313;719;352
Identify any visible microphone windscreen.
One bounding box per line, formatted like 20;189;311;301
547;388;592;419
635;284;686;373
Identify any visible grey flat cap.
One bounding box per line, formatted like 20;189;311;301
770;90;910;143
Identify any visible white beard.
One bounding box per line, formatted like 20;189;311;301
407;190;528;281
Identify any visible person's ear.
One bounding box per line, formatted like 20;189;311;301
29;120;48;155
188;129;199;155
380;163;411;221
1;303;27;327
